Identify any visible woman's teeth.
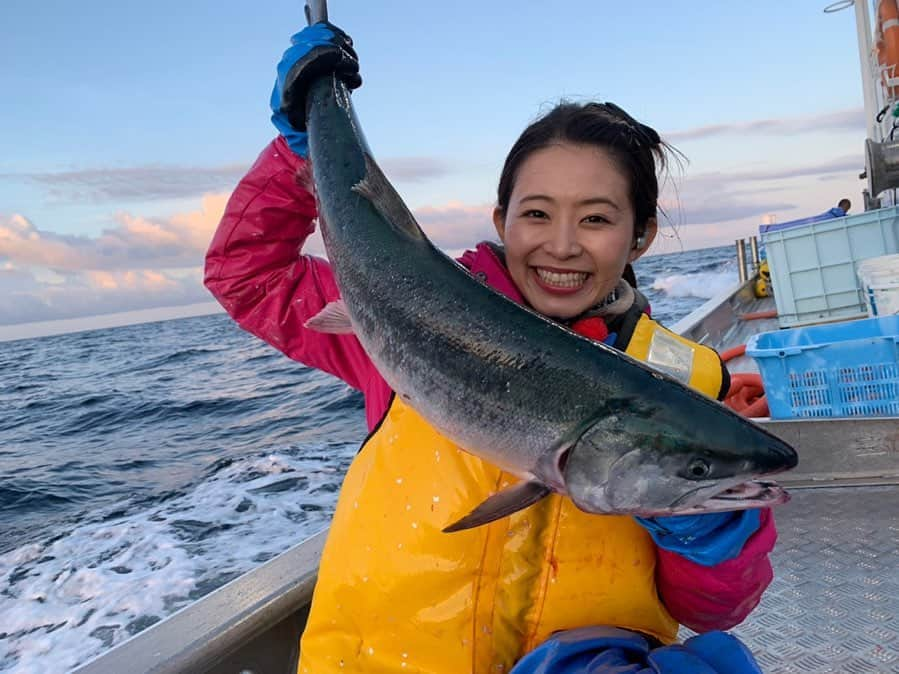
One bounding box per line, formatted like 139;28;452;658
536;269;588;288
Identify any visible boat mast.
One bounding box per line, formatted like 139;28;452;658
828;1;898;207
827;0;880;140
854;0;881;141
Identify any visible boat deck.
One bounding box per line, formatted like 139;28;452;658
679;484;899;673
672;280;899;672
673;286;779;374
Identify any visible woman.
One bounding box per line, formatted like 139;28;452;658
205;22;775;674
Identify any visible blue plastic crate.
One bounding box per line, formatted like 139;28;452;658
745;316;899;419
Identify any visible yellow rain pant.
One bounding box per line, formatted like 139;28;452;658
298;316;724;673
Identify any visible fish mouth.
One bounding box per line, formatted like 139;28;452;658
661;480;790;515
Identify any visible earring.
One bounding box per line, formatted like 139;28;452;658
634;235;646;249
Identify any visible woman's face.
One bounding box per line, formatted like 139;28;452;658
494;142;656;320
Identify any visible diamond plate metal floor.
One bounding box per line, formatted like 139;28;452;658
679;485;899;673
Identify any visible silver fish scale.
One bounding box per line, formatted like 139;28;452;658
678;485;899;673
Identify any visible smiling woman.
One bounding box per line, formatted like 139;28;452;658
200;17;782;674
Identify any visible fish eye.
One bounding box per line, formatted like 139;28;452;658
687;458;711;479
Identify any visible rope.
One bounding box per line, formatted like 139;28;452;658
720;344;769;418
823;0;854;13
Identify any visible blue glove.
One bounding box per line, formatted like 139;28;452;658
270;22;362;157
636;509;761;567
509;626;763;674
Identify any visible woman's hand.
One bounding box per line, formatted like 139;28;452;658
509;626;763;673
270;22;362;157
636;510;763;567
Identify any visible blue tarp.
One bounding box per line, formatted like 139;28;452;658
759;207;846;234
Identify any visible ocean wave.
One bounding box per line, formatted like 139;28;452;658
650;269;738;300
0;446;355;673
0;484;76;510
118;346;228;374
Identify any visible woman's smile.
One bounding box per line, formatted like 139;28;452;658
532;267;591;294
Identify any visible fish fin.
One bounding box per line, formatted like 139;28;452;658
352;154;425;241
442;481;551;533
305;300;355;334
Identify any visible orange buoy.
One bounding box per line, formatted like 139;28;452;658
877;0;899;98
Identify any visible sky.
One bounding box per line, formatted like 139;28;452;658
0;0;872;337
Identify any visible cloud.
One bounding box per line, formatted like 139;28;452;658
0;266;210;326
665;108;865;142
0;195;229;325
380;157;452;182
0;195;499;325
413;202;496;248
668;196;796;227
1;166;248;202
659;154;862;226
0;194;227;271
726;156;863;183
0;262;40;292
1;137;862;327
2;156;453;204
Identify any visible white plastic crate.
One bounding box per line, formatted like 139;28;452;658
857;253;899;317
761;206;899;328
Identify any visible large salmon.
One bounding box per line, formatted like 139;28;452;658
295;0;797;531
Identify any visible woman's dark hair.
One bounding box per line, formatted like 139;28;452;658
496;101;676;240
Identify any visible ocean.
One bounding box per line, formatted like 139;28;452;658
1;244;739;673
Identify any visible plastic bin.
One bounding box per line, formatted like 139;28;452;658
857;253;899;317
745;315;899;419
760;206;899;328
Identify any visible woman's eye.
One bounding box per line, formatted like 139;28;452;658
522;210;547;219
583;215;609;225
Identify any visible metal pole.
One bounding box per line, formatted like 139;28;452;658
305;0;328;25
736;239;748;284
749;236;760;269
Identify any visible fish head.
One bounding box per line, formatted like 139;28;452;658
561;412;798;516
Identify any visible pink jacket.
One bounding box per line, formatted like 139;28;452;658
204;135;776;633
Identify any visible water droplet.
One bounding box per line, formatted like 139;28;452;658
411;522;418;529
396;477;403;484
433;496;440;503
368;646;375;655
